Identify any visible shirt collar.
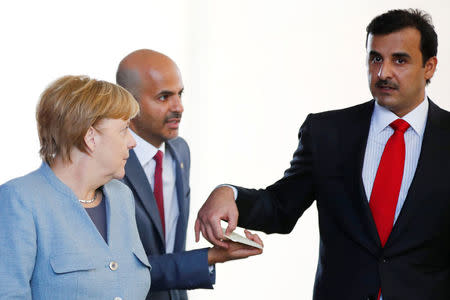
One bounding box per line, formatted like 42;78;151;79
372;94;428;137
130;130;165;166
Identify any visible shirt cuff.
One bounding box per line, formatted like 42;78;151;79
208;264;215;274
217;184;238;200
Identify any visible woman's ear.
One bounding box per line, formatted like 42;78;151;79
84;127;97;153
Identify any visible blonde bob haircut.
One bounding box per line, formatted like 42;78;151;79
36;75;139;165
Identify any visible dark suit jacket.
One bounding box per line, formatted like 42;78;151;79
235;99;450;300
123;137;214;300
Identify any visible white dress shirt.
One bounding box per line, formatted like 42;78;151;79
362;97;428;223
131;130;179;254
362;96;428;300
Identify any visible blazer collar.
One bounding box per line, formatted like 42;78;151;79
125;149;166;244
339;100;382;255
385;99;450;251
165;140;188;251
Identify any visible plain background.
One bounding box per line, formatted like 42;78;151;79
1;1;449;299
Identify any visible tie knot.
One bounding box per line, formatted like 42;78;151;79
153;150;163;164
390;119;410;133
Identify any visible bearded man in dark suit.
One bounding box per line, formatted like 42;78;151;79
196;9;449;300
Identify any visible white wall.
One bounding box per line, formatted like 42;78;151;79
1;1;449;299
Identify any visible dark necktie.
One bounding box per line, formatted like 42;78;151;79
369;119;409;300
153;150;165;236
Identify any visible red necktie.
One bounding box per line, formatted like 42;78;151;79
153;150;165;236
369;119;410;246
369;119;409;300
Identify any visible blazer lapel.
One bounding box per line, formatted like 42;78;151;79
102;182;116;249
386;100;450;248
340;100;381;255
124;150;165;244
166;141;188;252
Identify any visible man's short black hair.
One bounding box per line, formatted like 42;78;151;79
366;9;438;67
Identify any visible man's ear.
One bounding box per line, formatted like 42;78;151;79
424;56;438;82
84;127;97;153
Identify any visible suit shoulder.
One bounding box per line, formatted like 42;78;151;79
168;136;190;162
310;100;374;122
169;136;190;151
429;100;450;125
0;168;48;214
0;167;47;198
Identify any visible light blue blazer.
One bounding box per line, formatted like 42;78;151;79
0;162;151;299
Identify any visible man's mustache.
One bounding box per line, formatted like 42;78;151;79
375;80;399;90
164;112;182;122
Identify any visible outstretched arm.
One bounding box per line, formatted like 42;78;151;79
148;248;214;291
196;114;316;246
207;229;263;264
149;230;263;291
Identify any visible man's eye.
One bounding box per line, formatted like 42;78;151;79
396;58;406;64
158;95;168;101
371;56;382;63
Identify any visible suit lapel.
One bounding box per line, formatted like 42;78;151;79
102;182;117;249
124;149;165;244
386;100;450;248
340;100;381;254
166;140;188;252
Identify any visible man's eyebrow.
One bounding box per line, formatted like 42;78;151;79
369;50;382;57
156;90;175;97
392;52;411;59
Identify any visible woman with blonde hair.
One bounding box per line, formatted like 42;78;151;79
0;75;151;299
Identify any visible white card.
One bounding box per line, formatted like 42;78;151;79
222;228;263;249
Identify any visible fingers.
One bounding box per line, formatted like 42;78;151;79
195;186;238;247
207;230;265;264
235;247;263;257
244;229;264;248
197;214;229;248
226;241;263;259
205;222;229;248
225;211;238;236
194;219;200;242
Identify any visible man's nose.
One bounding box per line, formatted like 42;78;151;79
377;62;393;80
170;95;184;113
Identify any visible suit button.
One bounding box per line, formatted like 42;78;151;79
109;261;119;271
379;256;388;263
114;297;122;300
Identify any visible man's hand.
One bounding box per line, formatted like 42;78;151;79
195;186;238;248
207;230;264;264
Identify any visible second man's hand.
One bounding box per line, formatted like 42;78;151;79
195;186;238;248
207;230;264;264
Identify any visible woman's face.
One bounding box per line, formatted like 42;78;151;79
93;118;136;180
